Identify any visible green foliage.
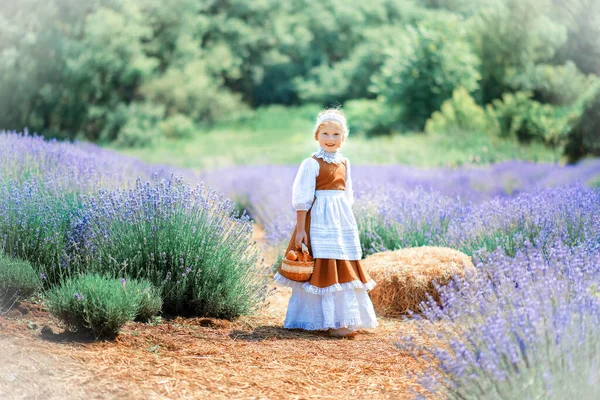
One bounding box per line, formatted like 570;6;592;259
374;12;481;130
551;0;600;76
0;190;77;282
140;60;247;124
158;114;197;139
489;91;573;149
1;0;599;160
422;0;487;14
425;87;498;136
344;99;400;136
0;252;42;308
110;102;165;148
66;3;160;142
295;24;419;105
117;105;561;169
470;0;568;103
44;274;162;338
133;281;163;322
566;85;600;162
70;179;265;319
507;61;598;105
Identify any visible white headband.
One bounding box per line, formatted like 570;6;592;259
314;112;349;138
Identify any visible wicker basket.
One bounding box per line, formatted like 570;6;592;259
279;243;315;282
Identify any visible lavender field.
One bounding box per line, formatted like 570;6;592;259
2;130;600;398
198;153;600;258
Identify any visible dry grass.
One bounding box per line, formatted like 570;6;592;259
364;247;476;317
1;287;445;400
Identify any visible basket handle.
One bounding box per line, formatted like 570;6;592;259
300;243;310;262
301;242;309;255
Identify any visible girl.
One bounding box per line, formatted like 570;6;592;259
274;109;378;338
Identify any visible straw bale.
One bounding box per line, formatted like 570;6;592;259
363;246;475;316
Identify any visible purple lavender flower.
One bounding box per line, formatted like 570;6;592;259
73;293;84;301
399;241;600;397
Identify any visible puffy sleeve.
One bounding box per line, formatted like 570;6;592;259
292;158;319;211
344;157;354;207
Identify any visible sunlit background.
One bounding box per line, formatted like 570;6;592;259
2;1;600;398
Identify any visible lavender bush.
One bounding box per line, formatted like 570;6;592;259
197;158;600;254
68;176;266;317
45;274;163;339
398;241;600;399
0;130;189;192
0;131;268;319
0;130;188;273
357;184;600;258
0;252;42;311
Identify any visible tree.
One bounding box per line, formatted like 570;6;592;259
551;0;600;75
374;12;481;130
469;0;567;104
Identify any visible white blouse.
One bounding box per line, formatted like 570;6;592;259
291;152;354;211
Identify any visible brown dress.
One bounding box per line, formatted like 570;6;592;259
283;155;375;292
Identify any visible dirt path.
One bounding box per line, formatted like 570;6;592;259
0;227;434;399
0;333;146;400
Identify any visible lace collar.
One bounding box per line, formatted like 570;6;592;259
314;147;343;164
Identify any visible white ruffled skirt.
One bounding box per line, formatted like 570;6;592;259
275;273;379;331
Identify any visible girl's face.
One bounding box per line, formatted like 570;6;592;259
316;121;345;152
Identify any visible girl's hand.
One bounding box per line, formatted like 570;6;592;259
295;229;308;249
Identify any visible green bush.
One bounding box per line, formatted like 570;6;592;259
506;61;598;106
69;178;266;319
374;12;481;130
469;0;567;103
112;102;166;148
133;281;163;322
0;253;42;308
44;274;162;339
489;91;572;149
566;85;600;162
158;114;197;139
344;99;400;136
141;60;247;124
295;25;417;105
425;87;498;136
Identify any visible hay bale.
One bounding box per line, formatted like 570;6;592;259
363;246;475;317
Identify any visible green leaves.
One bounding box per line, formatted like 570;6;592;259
425;87;496;136
0;0;599;160
44;274;162;339
375;12;481;130
0;253;43;310
470;0;568;103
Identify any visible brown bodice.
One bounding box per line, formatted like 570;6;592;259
313;155;347;191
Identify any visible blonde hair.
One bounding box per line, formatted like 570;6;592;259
313;108;349;140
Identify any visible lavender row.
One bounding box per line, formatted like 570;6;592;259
198;158;600;221
0;130;197;193
196;162;600;257
400;240;600;398
0;132;268;318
